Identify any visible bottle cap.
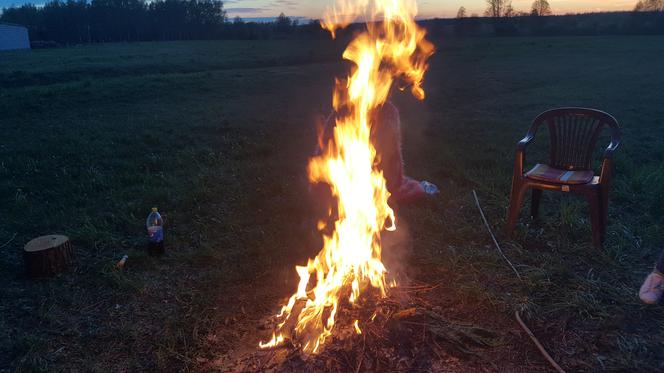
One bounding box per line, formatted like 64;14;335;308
151;207;158;212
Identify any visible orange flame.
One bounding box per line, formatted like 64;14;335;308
260;0;433;354
353;320;362;334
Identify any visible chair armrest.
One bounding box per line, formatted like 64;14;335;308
599;136;620;184
516;134;535;152
602;120;622;159
513;135;534;177
516;120;542;152
602;138;621;159
513;120;543;177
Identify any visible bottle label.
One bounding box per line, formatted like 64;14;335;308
148;226;163;243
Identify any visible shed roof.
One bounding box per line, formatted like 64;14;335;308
0;22;28;29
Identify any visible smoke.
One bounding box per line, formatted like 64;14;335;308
381;215;413;287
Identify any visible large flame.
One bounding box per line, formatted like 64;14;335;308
259;0;434;354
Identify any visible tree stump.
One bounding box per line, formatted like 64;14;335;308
24;235;74;277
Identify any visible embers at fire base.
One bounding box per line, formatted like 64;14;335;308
224;283;501;373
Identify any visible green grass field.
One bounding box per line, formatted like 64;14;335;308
1;35;664;372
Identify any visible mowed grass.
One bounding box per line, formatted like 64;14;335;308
1;35;663;371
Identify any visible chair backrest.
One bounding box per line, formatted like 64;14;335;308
531;108;620;171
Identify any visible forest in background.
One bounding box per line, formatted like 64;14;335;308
1;0;664;46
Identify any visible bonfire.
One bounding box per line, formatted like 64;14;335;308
260;0;434;354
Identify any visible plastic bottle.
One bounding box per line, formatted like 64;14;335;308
146;207;164;255
117;255;128;269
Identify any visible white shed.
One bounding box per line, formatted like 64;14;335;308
0;23;30;51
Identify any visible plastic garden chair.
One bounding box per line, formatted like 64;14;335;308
505;108;621;247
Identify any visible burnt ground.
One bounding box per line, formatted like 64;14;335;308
200;225;550;372
2;36;664;372
206;271;550;372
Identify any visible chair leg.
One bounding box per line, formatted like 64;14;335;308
599;186;609;238
531;189;543;219
506;182;527;236
586;191;603;248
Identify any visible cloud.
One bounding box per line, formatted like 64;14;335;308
225;7;266;13
272;0;298;7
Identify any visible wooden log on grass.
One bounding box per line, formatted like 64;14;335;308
23;235;73;277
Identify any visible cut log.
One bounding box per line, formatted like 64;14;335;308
24;235;73;277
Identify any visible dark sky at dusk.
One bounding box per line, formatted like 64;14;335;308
0;0;639;19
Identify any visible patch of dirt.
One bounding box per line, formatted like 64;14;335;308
197;227;550;372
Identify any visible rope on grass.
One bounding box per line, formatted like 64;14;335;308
515;311;566;373
0;233;17;249
471;190;522;281
471;189;566;373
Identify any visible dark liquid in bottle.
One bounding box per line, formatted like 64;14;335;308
148;241;165;256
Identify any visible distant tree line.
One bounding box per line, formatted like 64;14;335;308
2;0;664;46
446;0;664;37
479;0;551;18
0;0;320;44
